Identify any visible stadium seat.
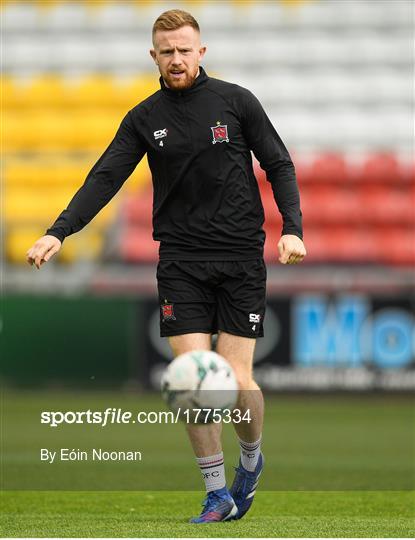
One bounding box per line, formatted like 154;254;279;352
2;75;22;109
120;224;159;263
359;153;403;184
120;76;159;108
6;227;45;264
300;186;362;224
380;228;415;265
4;157;151;193
260;185;282;227
22;75;67;109
59;231;104;264
303;227;382;263
307;153;349;184
122;190;153;226
402;161;415;184
69;75;119;108
3;110;124;151
4;188;116;225
6;225;105;265
360;185;415;225
300;225;415;265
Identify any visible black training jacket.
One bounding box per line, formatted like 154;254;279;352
46;67;303;260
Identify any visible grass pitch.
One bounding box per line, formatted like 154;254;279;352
1;490;414;537
1;391;414;537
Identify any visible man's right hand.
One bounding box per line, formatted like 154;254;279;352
26;235;62;269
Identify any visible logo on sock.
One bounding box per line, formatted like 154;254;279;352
203;471;220;479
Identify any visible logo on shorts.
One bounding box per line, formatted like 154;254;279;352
249;313;261;323
211;121;229;144
161;302;176;321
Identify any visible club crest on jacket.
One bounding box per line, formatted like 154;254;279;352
211;123;229;144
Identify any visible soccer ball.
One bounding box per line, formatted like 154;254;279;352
161;350;239;423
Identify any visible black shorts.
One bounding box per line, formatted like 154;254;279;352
157;259;267;339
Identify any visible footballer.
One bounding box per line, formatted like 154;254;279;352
26;9;306;523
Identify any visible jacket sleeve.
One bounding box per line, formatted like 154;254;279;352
46;110;146;242
240;89;303;240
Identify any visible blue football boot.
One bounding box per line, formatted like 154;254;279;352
190;486;238;523
229;453;264;519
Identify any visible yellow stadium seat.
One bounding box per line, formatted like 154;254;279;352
4;189;78;223
6;225;106;265
24;75;67;109
125;155;151;192
122;76;159;107
3;112;56;151
4;156;151;193
3;110;123;151
6;227;45;265
59;231;104;264
4;187;117;225
70;75;118;108
2;75;68;110
2;73;160;150
1;75;23;109
2;73;158;111
62;110;122;150
4;159;91;188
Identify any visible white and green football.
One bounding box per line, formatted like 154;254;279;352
161;350;239;423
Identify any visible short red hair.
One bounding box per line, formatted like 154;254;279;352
152;9;200;41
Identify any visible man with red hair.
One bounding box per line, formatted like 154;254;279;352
27;9;306;523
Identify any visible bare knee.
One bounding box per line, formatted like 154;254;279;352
216;331;256;390
233;369;255;391
219;353;255;391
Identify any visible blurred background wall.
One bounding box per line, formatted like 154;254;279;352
1;0;414;390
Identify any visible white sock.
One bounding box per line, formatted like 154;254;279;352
239;436;262;472
196;451;226;493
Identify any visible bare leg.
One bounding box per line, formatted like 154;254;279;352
168;333;222;457
216;331;263;442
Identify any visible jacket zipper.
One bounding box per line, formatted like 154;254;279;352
180;97;194;152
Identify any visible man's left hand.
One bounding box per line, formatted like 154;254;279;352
277;234;307;265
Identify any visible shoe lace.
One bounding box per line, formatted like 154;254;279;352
231;465;255;494
201;491;223;513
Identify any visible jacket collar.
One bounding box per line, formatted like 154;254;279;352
159;66;209;97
